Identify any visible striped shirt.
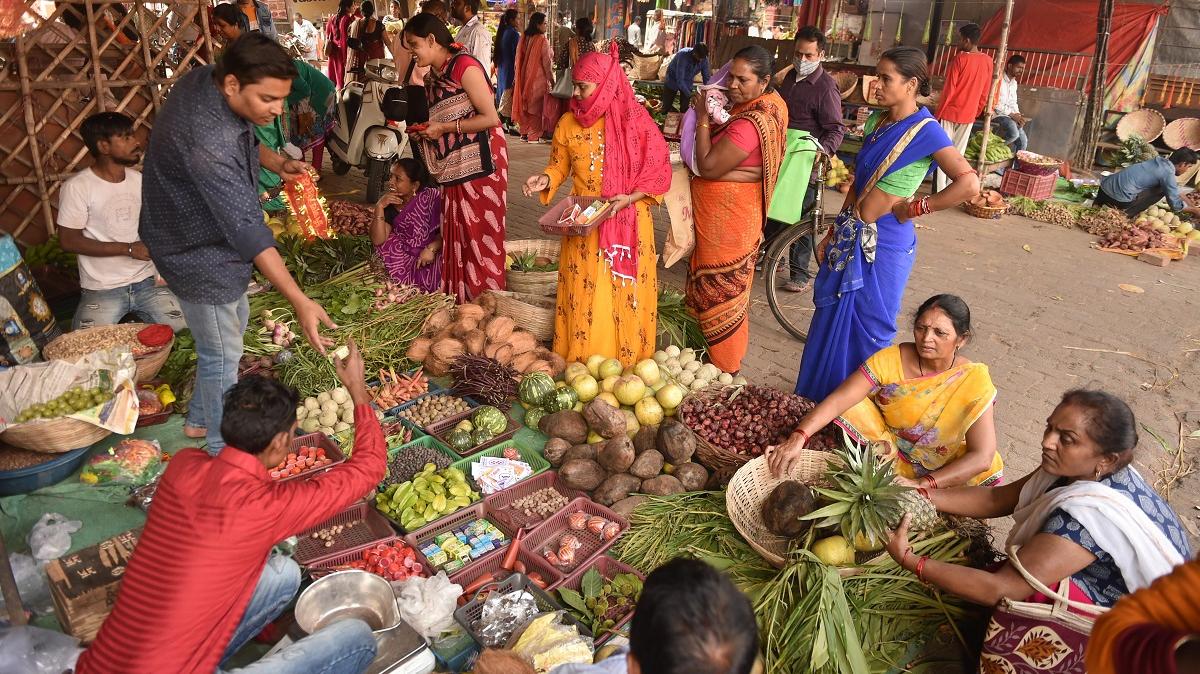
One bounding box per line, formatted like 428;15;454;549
76;405;385;674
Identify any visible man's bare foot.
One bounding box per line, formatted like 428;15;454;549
183;425;207;439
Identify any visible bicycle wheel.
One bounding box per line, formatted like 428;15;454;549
762;215;830;342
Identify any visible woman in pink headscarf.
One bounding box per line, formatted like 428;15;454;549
523;43;672;366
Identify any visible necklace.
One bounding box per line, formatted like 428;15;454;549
918;353;956;377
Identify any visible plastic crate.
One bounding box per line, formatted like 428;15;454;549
389;392;478;432
448;543;566;592
451;440;549;497
403;503;515;577
381;435;460;487
294;499;397;566
520;498;629;576
431;627;479;672
427;408;519;458
483;470;584;533
275;433;345;483
453;573;593;647
380;372;451;417
306;538;436;579
1000;168;1057;200
557;556;644;646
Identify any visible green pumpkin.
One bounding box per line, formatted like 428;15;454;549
446;429;473;453
471;406;508;435
524;407;547;431
541;387;579;414
519;372;557;407
471;427;495;447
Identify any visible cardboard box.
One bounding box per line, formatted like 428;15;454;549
46;528;140;643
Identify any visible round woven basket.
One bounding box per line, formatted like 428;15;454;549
1014;150;1062;177
963;201;1009;219
726;453;840;567
1163;118;1200;150
1116;108;1166;143
1;418;111;453
832;71;858;100
485;290;555;342
504;239;561;297
42;324;173;383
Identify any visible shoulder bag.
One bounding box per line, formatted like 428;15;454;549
551;68;574;98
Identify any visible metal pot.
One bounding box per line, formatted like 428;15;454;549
295;570;400;635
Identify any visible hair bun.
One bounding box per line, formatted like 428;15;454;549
918;80;932;97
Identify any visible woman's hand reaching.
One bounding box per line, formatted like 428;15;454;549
765;430;809;478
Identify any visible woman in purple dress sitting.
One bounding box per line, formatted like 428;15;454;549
372;157;443;291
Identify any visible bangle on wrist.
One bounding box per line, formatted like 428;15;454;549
916;486;930;500
915;555;930;582
795;429;810;447
923;474;939;490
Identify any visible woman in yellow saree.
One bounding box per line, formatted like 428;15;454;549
768;294;1003;487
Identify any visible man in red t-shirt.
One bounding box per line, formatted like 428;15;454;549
77;340;384;674
934;22;993;191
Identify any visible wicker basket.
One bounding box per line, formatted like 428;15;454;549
1116;108;1166;143
42;324;174;384
963;201;1009;219
1014;151;1063;177
484;290;555;342
725;453;839;568
1163;117;1200;150
1;418;112;454
831;71;858;100
504;239;561;297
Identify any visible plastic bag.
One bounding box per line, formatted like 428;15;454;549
393;572;463;639
0;626;83;674
679;61;732;175
0;553;52;617
509;611;593;672
80;438;164;486
476;588;539;647
28;513;82;562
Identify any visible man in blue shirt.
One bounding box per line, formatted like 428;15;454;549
141;34;335;453
1095;148;1200;218
661;45;710;115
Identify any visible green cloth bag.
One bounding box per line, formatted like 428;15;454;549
767;129;819;224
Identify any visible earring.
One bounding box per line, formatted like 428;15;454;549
1094;466;1101;480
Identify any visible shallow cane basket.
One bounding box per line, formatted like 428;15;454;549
483;290;555;342
963;201;1009;220
1163;117;1200;150
504;239;561;297
725;453;840;568
1115;108;1166;143
1;418;112;454
831;71;859;100
42;323;174;384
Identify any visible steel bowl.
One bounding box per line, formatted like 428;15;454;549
295;569;400;635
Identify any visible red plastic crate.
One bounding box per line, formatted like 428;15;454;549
483;470;584;533
307;538;436;580
403;503;515;577
274;433;346;483
1000;168;1056;200
558;556;644;646
520;497;629;576
448;544;565;595
294;500;397;566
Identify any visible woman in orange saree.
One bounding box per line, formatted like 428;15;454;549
686;46;786;373
512;12;553;142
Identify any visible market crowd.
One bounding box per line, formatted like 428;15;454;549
47;5;1200;673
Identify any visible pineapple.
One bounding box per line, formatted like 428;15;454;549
802;437;939;549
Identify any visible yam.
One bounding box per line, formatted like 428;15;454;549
629;449;664;480
584;399;627;439
598;436;636;473
593;473;642;506
761;481;815;538
424;308;452;335
657;418;696;464
560;458;606;491
563;444;598;463
632;425;658;454
546;352;567;378
507;331;538;356
539;410;588;444
463;330;486;355
511;351;538;373
430;338;465;362
673;462;710;491
611;495;648;520
477;292;498;315
406;337;432;362
544;437;572;466
485;316;515;344
451;317;478;338
456;304;487;322
641;474;685;496
495;345;515;366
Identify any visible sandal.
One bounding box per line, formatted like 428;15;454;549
780;280;812;294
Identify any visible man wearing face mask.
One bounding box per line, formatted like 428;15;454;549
764;25;845;293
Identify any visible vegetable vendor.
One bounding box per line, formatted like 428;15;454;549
77;342;384;674
372;157;443;292
139;34;337;453
991;54;1028;153
1094;148;1200;219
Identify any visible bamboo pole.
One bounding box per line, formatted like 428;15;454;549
0;534;28;626
974;0;1013;179
1073;0;1114;169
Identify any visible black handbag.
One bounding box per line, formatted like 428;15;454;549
403;59;429;125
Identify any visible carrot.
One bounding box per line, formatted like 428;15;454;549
501;529;525;571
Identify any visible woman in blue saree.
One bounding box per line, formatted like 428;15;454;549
795;47;980;401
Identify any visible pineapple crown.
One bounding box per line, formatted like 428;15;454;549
800;437;909;544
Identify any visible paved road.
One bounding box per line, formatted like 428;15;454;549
323;138;1200;542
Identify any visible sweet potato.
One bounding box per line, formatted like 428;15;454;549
761;481;815;538
539;410;588;444
641;474;685;496
563;444;598;463
673;462;710;491
598;436;636;473
544;437;571;466
632;425;658;454
584;399;627;439
560;458;606;491
657;418;696;464
611;495;648;520
593;473;641;506
629;449;664;480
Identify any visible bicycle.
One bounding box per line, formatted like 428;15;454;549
762;140;839;342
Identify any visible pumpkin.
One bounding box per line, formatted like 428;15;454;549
471;406;508;436
519;372;556;407
541;387;579;414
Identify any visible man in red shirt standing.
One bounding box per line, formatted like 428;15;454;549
933;22;992;192
77;340;384;674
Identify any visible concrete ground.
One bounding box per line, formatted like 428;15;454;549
322;138;1200;544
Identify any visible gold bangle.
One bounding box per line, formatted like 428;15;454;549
698;122;710;129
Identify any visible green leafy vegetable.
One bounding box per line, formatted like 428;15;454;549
657;285;707;351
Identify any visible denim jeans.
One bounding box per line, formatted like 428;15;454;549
73;276;187;332
764;183;819;282
1094;187;1164;218
220;556;378;674
177;295;249;453
992;115;1028;153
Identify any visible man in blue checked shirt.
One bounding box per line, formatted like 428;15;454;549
1095;148;1200;218
140;34;336;454
661;45;711;115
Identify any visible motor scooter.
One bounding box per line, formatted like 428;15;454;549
327;58;410;202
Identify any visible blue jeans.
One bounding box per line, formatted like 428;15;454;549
178;295;249;453
73;276;187;332
764;184;820;282
220;556;378;674
992;115;1028;153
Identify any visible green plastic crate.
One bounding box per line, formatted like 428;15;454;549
375;435;482;533
450;439;550;497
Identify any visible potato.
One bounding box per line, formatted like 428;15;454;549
598;436;636;473
593;473;642;506
540;410;588;444
560;458;606;491
629;449;665;480
583;399;627;439
641;474;685;496
673;462;710;491
611;495;648;520
544;437;572;467
657;418;696;464
563;444;599;463
761;481;816;538
632;424;658;454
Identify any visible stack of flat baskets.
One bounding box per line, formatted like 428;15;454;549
1163;118;1200;150
483;290;555;342
1116;108;1166;143
832;71;859;100
504;239;561;297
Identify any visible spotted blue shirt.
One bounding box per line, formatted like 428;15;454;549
139;65;277;305
1040;466;1192;607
